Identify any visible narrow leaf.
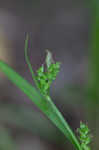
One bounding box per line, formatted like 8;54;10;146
0;60;82;150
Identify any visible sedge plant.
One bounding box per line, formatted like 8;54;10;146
0;34;92;150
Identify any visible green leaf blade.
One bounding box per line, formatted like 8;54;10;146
0;60;82;150
0;61;48;110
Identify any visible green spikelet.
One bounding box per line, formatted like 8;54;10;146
77;121;92;150
36;50;61;96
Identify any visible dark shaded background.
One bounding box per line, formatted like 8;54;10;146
0;0;98;150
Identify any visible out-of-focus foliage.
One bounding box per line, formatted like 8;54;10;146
0;126;16;150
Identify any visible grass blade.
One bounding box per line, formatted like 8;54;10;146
0;60;82;150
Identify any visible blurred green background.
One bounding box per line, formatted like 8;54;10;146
0;0;99;150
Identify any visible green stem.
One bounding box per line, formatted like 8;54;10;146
24;34;40;90
45;96;82;150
